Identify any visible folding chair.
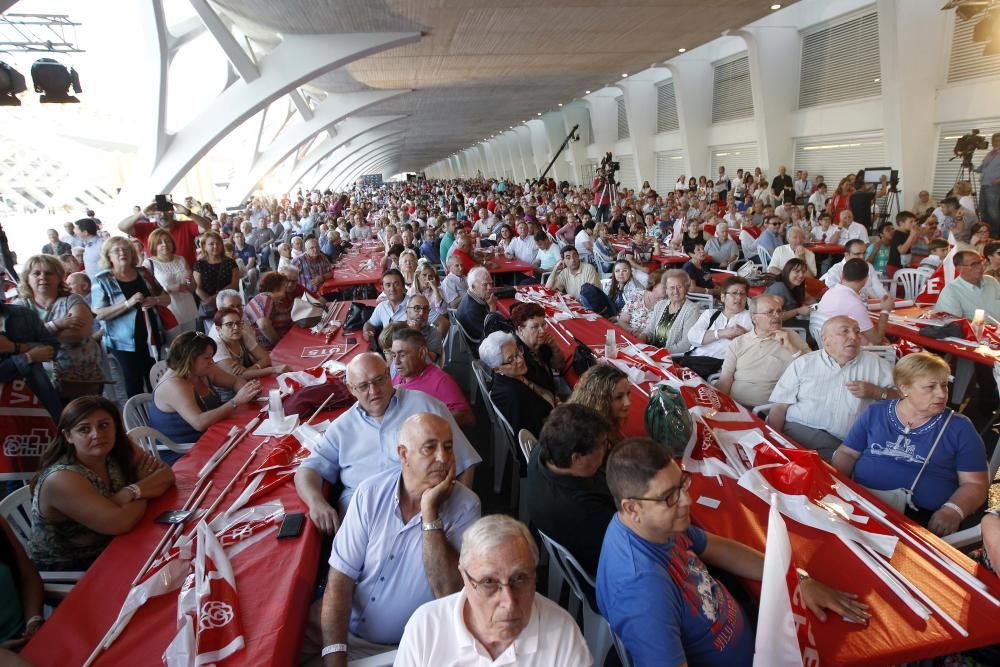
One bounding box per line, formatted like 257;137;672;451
123;393;153;431
890;268;928;301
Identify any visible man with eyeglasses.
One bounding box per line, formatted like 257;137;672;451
403;294;442;362
396;514;590;665
391;328;472;427
821;239;889;300
934;249;1000;322
756;215;784;257
716;295;810;408
294;353;480;534
315;413;481;665
597;438;868;667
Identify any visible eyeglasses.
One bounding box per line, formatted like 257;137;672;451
755;309;782;317
628;471;692;507
407;305;430;312
500;349;524;366
351;373;389;393
221;320;243;329
463;568;537;598
960;259;985;268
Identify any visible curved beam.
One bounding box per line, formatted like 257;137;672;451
331;154;399;191
305;129;407;191
320;139;403;191
319;140;403;191
117;7;420;213
281;116;406;194
222;89;410;207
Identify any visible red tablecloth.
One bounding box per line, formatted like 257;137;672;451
321;248;386;292
885;306;998;365
501;287;1000;665
807;242;845;255
23;320;365;666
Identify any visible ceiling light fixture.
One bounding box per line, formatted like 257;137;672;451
537;112;542;116
585;90;591;94
770;3;782;9
678;47;687;53
558;103;563;107
621;73;628;78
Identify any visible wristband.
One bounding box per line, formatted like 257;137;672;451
230;398;238;409
942;501;965;521
321;644;348;657
125;483;142;501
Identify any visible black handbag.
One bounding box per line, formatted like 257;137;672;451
343;302;375;332
571;337;598;376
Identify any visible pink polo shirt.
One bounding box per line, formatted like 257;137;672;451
817;283;873;332
392;364;471;415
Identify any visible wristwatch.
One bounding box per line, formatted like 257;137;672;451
421;518;444;532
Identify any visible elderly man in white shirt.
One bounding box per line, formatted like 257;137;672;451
505;221;538;265
767;226;817;276
395;515;591;666
822;239;888;300
767;315;898;461
838;210;869;243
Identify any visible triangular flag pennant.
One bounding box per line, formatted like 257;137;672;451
753;498;820;667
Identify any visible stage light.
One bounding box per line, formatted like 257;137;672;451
30;57;81;103
0;62;27;106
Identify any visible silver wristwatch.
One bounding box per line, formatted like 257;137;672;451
421;518;444;532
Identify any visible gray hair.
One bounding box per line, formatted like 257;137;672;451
479;331;516;370
750;294;783;314
663;268;689;286
216;288;241;309
458;515;539;570
467;265;489;284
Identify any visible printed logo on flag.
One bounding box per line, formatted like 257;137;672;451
200;601;235;630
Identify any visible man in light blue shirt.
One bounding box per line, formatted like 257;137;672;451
294;353;480;532
934;250;1000;321
318;413;481;661
363;269;409;342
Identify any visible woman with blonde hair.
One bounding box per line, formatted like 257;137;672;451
398;248;419;288
567;364;632;440
92;237;171;396
15;255;105;401
408;259;449;336
832;352;988;536
644;269;702;352
143;228;197;336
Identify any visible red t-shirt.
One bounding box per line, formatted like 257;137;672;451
133;220;203;266
452;248;478;275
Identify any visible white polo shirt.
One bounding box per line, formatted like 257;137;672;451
395;590;591;666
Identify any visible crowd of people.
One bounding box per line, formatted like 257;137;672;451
3;144;1000;666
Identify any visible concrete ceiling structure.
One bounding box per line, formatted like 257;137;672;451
212;0;791;175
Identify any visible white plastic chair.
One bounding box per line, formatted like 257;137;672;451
890;268;928;301
518;429;538;463
538;531;632;667
757;245;772;268
0;486;83;597
149;360;169;389
127;426;194;457
123;393;153;431
862;345;898;367
687;291;715;311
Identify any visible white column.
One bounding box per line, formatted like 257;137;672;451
664;61;713;177
514;127;534;182
584;91;618;159
617;70;667;188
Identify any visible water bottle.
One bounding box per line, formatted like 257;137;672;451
605;329;617;360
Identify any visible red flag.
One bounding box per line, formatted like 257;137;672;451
915;246;957;305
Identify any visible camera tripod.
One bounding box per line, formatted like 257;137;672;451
952;155;979;208
596;172;616;222
876;184;900;227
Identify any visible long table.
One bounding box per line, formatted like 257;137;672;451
22;321;365;666
501;286;1000;665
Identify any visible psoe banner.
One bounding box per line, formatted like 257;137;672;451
0;379;56;480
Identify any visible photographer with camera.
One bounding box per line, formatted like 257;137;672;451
592;153;618;222
119;196;211;268
977;132;1000;237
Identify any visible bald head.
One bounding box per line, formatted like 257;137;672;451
346;353;394;417
398;412;455;490
346;352;387;382
400;412;451;451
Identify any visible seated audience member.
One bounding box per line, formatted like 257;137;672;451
738;215;761;260
505;221;538;266
363;269;409;342
449;232;480;275
764;257;816;325
705;221;739;267
403;294;443;362
756;216;785;256
606;260;643;316
677;276;753;378
456;266;496;345
524;404;615;578
148;331;262;444
294;353;480;531
624;225;658;274
619;267;666;337
865;223;895;274
598;438;868;667
884;211;920;274
1;514;43;652
767;226;816;276
681;243;716;294
644;269;704;353
211;307;287;383
985;242;1000;281
838;210;870;243
592;223;616;273
395;515;590;666
716;295;810;408
832;353;988;536
315;413;481;663
291;237;334;293
545;246;601;299
811;212;841;244
934;249;1000;321
919;238;950;272
441;253;468;309
0;301;63;421
822;239;889;299
679;218;708;255
768;316;897;461
29;396;176;571
568;364;632;441
533;231;561;272
816;258;893;344
408;260;449;337
480;331;556;437
391;328;473;426
244;271;293;349
510;302;566;396
42;228;71;257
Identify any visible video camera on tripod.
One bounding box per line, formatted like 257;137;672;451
599;151;620;184
951;129;989;169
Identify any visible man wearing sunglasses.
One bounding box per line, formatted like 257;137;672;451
597;438;870;667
